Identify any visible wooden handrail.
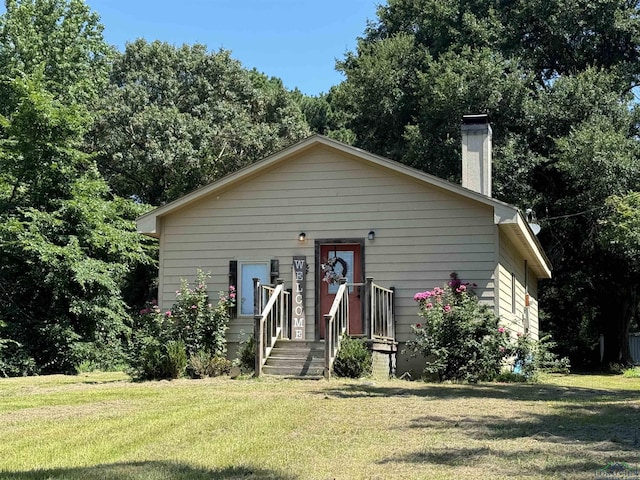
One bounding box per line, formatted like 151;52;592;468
324;279;349;380
366;277;396;341
254;280;276;316
254;279;289;376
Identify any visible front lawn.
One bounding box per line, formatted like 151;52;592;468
0;373;638;479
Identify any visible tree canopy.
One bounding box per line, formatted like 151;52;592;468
0;1;152;374
332;0;640;366
0;0;113;106
89;40;310;206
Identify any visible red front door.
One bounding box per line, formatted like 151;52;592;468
319;243;363;338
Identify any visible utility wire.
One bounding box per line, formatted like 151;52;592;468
543;205;605;221
541;191;640;222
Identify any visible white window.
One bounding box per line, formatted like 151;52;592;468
239;262;269;316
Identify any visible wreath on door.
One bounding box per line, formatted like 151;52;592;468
321;255;348;284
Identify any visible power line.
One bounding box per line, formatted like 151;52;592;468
543;206;604;221
541;191;640;222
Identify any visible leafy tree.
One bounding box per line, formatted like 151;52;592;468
0;73;155;374
595;192;640;361
89;40;310;206
535;110;640;366
335;34;535;180
291;88;356;144
0;1;314;374
0;70;89;212
366;0;640;85
334;0;640;366
0;1;155;373
602;193;640;261
0;0;114;106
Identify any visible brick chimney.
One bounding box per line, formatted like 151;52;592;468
461;114;492;197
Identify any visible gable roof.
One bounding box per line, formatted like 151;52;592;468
137;134;551;278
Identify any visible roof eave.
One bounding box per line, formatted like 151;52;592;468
137;135;518;232
135;135;552;280
498;212;552;279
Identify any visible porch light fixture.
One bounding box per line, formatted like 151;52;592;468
368;230;375;240
298;232;306;242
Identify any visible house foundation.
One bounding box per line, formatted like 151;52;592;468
366;339;397;380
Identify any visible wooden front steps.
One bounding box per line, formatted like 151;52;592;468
262;340;325;379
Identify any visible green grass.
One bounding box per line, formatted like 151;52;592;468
623;366;640;378
0;372;639;479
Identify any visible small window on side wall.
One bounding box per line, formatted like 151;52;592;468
239;262;269;316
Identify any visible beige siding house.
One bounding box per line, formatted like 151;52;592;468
137;117;551;376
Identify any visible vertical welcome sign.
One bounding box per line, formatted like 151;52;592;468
292;256;306;340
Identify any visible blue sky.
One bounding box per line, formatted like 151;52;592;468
84;0;380;96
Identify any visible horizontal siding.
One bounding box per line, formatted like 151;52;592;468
162;260;495;273
165;242;493;261
498;231;522;335
174;195;487;211
161;233;495;250
159;147;497;344
163;219;496;234
527;275;540;340
498;231;539;339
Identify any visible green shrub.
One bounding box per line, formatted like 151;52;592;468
407;274;569;383
128;306;169;380
495;371;528;383
535;335;571;373
128;270;234;380
166;271;233;358
75;360;98;374
0;340;37;377
208;356;232;377
333;336;372;378
132;339;187;380
512;333;571;381
138;341;165;380
237;334;255;373
189;350;211;379
165;340;187;378
189;351;232;378
406;273;510;383
511;333;537;379
623;366;640;378
70;340;127;374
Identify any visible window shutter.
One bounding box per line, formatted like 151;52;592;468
229;260;237;318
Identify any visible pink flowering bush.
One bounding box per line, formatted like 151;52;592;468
168;270;233;359
129;269;234;380
407;272;510;382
